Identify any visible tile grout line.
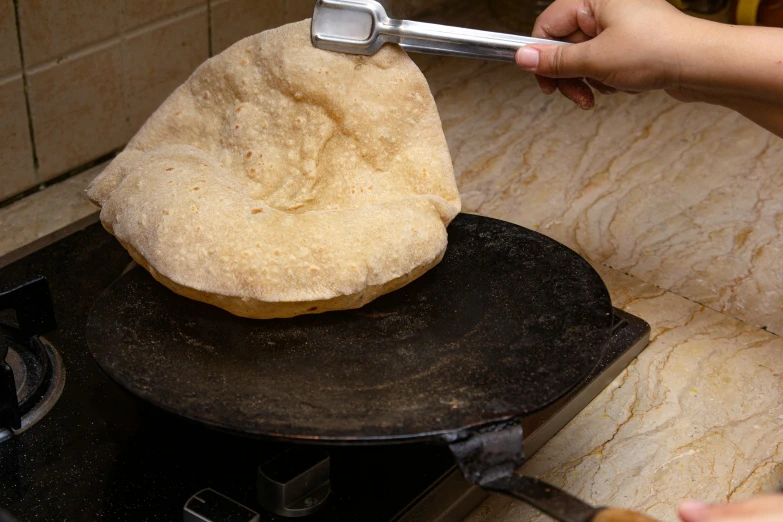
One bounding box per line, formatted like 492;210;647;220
23;4;207;76
124;4;207;39
0;71;22;85
0;149;120;211
120;0;131;140
207;0;214;57
24;36;123;76
12;0;39;177
12;0;210;201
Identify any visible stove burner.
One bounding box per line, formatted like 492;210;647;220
7;348;27;398
0;277;61;441
0;333;64;442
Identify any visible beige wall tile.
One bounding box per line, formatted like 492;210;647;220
210;0;284;54
0;76;36;201
0;0;21;77
18;0;122;67
124;7;209;132
0;162;106;265
283;0;313;23
27;43;127;180
123;0;206;31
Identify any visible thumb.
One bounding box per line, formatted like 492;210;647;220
516;42;594;79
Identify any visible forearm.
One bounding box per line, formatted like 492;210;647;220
523;0;783;137
726;97;783;138
679;21;783;105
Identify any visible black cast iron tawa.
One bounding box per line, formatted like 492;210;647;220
86;214;611;442
86;214;656;522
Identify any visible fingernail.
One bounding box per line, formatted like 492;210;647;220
516;47;539;70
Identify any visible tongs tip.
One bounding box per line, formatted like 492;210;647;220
311;0;383;54
311;0;568;62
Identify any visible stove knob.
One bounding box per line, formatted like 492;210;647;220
257;447;331;517
183;489;259;522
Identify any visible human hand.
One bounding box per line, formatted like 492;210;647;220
513;0;720;109
512;0;783;136
679;495;783;522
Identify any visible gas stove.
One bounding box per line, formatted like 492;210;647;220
0;277;62;443
0;222;649;521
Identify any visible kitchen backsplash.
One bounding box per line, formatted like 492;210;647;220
0;0;448;203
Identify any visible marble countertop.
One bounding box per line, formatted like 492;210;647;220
1;6;782;520
467;263;783;522
413;2;783;338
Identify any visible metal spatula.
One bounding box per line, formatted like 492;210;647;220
310;0;568;62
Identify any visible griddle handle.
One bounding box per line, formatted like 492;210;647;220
483;476;659;522
484;475;599;522
448;424;657;522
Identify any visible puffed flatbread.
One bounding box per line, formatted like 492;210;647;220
87;20;460;318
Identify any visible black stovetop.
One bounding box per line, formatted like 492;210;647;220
0;224;461;521
0;222;651;522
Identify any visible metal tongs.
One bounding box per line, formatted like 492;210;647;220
311;0;568;62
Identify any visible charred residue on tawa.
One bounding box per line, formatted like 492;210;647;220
176;329;217;355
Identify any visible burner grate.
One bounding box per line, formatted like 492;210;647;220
0;277;63;439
